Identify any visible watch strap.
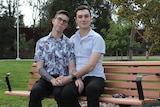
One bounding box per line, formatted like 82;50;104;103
71;74;77;81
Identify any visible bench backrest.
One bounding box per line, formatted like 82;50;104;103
28;61;160;99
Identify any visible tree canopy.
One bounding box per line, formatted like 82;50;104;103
38;0;111;37
101;20;132;56
110;0;160;58
0;0;25;58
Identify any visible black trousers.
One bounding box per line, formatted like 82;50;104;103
62;76;105;107
29;76;104;107
29;77;80;107
81;76;104;107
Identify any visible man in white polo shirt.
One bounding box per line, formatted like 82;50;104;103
61;5;106;107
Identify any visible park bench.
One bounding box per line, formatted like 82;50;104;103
4;61;160;107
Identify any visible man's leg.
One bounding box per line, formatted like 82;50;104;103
84;76;104;107
53;86;65;107
62;81;81;107
29;78;52;107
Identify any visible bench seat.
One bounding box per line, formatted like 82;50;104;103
79;96;159;106
4;91;30;97
4;91;159;106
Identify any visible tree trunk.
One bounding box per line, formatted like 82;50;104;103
128;24;135;61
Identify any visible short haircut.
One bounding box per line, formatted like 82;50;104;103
54;10;69;18
75;5;91;17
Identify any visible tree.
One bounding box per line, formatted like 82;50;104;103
0;0;24;58
27;0;47;28
101;20;132;59
110;0;160;60
37;0;111;38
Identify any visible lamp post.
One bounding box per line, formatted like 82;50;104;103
16;0;20;60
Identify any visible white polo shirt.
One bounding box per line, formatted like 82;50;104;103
70;29;106;80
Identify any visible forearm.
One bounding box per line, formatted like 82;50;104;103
38;67;54;82
74;53;102;78
68;60;76;74
74;64;94;78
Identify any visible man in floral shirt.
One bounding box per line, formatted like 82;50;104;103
29;10;83;107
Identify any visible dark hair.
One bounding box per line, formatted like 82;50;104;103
54;10;69;18
75;5;91;17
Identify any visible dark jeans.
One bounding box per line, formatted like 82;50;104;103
29;77;80;107
62;76;105;107
29;76;104;107
82;76;105;107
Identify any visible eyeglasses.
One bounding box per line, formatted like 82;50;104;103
56;17;68;24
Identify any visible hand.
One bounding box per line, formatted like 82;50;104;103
60;76;72;85
53;76;71;86
50;76;64;86
75;78;84;94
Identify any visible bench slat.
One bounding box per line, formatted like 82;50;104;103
104;89;160;98
106;75;160;81
28;80;36;85
30;74;41;78
103;61;160;66
4;91;30;97
105;82;137;88
106;75;137;81
30;67;38;72
79;96;159;106
105;68;160;74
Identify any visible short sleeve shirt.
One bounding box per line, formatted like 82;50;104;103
70;29;106;80
34;33;75;76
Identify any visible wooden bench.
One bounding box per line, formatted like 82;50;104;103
4;61;160;107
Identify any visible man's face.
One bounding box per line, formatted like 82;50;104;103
52;14;69;33
75;9;92;29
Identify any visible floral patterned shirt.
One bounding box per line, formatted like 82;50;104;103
34;33;75;76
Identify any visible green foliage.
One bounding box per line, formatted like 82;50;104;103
15;33;34;50
0;16;16;48
0;15;16;58
39;0;111;37
110;0;160;56
0;0;25;58
101;20;132;55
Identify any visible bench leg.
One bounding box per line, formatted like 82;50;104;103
119;105;131;107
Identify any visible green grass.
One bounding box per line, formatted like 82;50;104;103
0;60;57;107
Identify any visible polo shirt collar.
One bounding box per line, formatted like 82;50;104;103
76;28;93;39
48;32;65;41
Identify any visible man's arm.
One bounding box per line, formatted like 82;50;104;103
68;60;84;94
36;62;54;82
74;52;102;78
68;60;76;74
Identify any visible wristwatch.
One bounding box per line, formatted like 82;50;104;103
71;74;77;81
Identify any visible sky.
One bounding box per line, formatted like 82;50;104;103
19;1;35;27
19;0;48;27
2;0;35;27
20;5;33;26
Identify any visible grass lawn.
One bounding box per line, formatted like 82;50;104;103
0;60;57;107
